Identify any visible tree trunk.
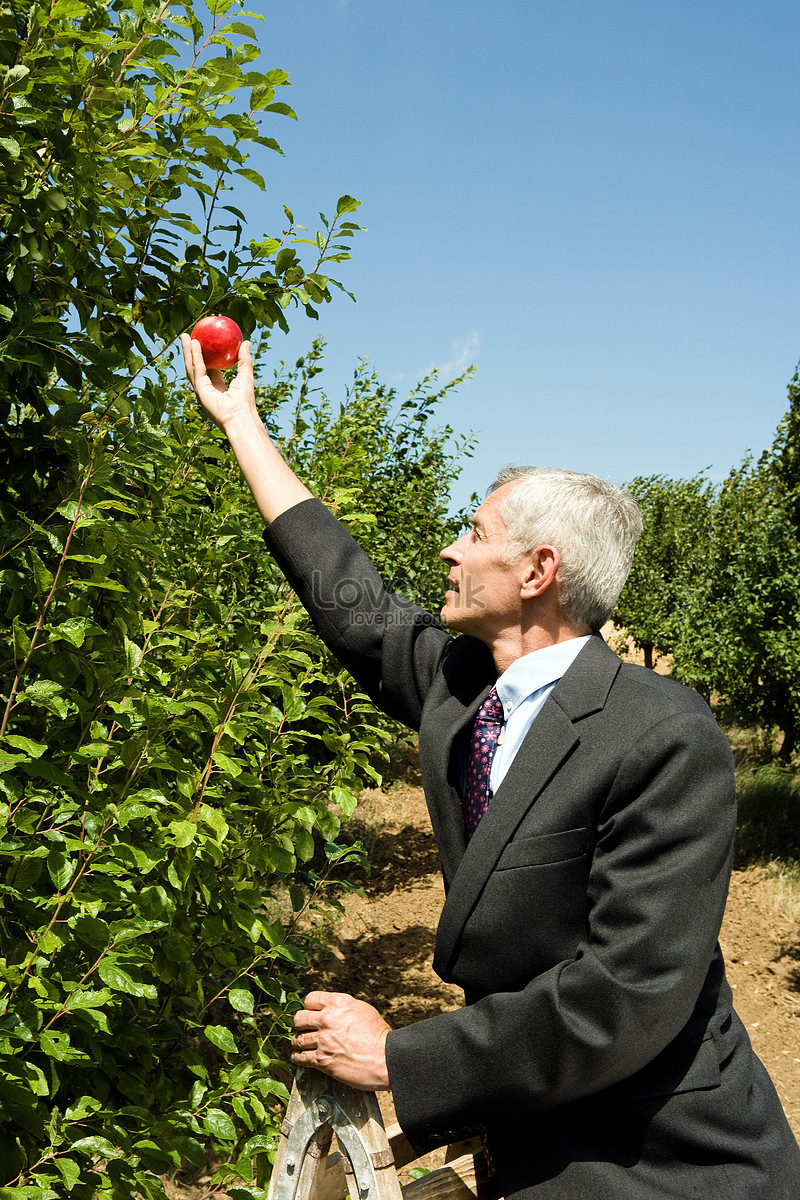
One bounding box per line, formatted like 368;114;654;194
778;720;796;764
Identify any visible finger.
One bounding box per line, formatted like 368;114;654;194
290;1030;318;1052
181;334;206;393
180;333;194;383
185;336;209;389
187;339;228;397
303;991;333;1011
293;1008;320;1032
236;339;254;384
290;1046;321;1069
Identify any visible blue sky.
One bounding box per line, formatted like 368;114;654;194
226;0;799;510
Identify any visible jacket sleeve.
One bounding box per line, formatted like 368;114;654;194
263;498;452;730
385;705;736;1150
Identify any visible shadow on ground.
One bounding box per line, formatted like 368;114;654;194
347;820;442;891
316;919;462;1027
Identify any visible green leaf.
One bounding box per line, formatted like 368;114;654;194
170;1134;205;1166
71;578;127;593
64;1096;103;1122
236;167;267;189
117;802;152;827
39;1032;74;1061
50;616;91;647
212;751;241;778
72;916;110;948
98;959;157;999
3;735;47;758
0;751;26;773
168;819;196;847
198;803;228;839
54;1158;81;1191
331;785;359;818
205;1024;238;1053
18;680;68;718
228;988;254;1014
66;988;113;1010
240;1134;275;1156
204;1107;237;1140
70;1135;123;1158
47;846;76;890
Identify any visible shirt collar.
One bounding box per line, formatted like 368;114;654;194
495;635;592;717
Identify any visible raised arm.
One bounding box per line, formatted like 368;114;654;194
181;334;312;525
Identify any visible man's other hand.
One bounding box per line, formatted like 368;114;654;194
291;991;391;1091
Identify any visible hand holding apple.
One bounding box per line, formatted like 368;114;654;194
182;329;314;524
190;315;243;369
181;328;258;435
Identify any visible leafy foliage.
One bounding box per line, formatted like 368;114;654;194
613;369;800;765
0;0;362;421
255;339;478;764
734;765;800;862
0;1;472;1194
671;440;800;762
613;474;712;670
266;339;478;610
0;373;384;1194
0;336;472;1191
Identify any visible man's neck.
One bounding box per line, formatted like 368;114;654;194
490;622;592;675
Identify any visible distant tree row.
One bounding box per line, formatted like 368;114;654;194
613;370;800;762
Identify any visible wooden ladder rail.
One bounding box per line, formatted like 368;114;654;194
266;1068;496;1200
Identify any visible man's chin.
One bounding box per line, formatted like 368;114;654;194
441;602;465;631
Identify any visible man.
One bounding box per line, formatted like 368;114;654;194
183;337;800;1199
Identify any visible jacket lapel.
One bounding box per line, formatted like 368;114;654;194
418;635;497;886
431;634;621;978
419;685;492;886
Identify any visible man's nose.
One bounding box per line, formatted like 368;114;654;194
440;538;464;564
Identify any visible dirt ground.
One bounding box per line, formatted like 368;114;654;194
314;758;800;1141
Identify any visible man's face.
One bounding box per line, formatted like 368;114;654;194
439;483;528;641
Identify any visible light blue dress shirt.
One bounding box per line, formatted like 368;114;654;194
488;635;592;795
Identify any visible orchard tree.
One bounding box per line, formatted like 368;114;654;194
265;338;478;609
672;371;800;762
0;0;361;411
612;474;712;670
0;1;443;1194
766;368;800;531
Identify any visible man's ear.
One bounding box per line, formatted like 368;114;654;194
520;545;560;599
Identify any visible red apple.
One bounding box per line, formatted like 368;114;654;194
190;315;243;370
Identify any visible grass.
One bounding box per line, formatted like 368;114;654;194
759;858;800;924
734;763;800;865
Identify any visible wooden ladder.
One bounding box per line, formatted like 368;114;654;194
266;1069;495;1200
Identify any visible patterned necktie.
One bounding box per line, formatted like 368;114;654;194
462;687;504;840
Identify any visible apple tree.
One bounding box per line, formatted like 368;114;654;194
0;0;417;1195
266;338;478;610
671;371;800;762
612;474;712;671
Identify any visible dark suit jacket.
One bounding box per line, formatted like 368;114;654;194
264;498;800;1199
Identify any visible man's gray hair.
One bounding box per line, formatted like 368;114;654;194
490;466;643;632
